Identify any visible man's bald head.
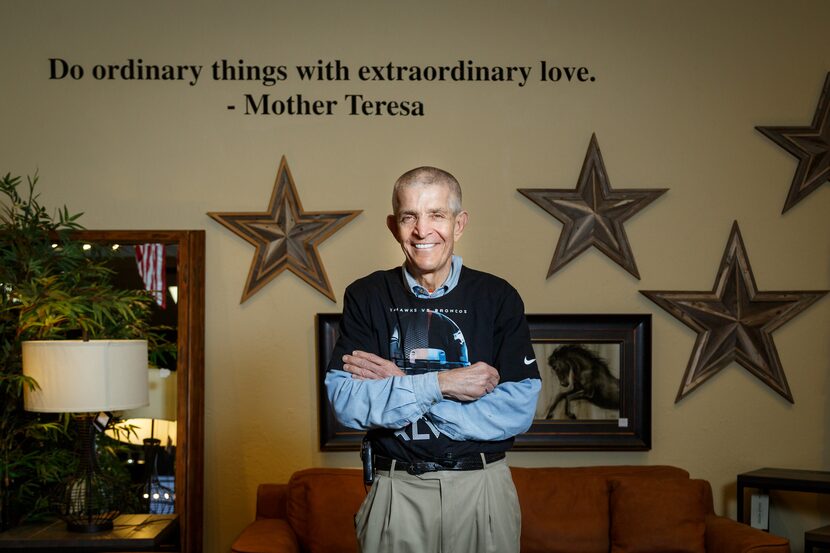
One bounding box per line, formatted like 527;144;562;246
392;166;463;215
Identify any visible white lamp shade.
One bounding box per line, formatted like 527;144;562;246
22;340;149;413
124;367;177;421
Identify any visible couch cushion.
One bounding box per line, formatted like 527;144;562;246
609;476;706;553
287;468;364;553
511;466;690;553
513;468;610;553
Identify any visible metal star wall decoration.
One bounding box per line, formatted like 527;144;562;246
641;221;827;403
518;134;667;279
208;156;361;303
757;72;830;213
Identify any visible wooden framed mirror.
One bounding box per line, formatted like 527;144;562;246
72;230;204;553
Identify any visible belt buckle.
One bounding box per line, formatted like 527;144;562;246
406;461;441;475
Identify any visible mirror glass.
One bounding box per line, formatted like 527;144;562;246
73;230;204;553
101;243;179;514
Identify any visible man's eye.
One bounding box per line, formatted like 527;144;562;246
401;215;415;224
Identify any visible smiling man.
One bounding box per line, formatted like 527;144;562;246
325;166;541;553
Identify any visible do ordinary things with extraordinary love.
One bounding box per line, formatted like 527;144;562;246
48;58;592;88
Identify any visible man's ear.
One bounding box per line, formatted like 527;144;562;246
454;211;468;240
386;215;401;241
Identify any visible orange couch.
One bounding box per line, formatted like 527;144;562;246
231;465;790;553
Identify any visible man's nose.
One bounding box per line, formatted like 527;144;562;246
413;218;430;236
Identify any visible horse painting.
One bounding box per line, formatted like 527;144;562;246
545;344;620;420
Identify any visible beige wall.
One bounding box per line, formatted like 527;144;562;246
2;1;829;551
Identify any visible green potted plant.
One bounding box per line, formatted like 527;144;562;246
0;173;171;530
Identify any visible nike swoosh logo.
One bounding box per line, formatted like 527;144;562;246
524;357;536;365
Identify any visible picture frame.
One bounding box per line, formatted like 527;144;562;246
316;313;651;451
317;313;364;450
517;314;651;450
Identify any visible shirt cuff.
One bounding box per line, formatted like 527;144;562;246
411;372;443;412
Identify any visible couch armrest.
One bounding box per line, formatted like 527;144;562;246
705;515;790;553
256;483;289;520
231;519;300;553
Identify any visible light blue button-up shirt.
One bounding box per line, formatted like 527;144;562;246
325;257;540;442
402;254;463;299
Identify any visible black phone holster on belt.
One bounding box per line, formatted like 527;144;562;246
361;436;373;486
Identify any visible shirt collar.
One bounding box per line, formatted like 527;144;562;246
402;255;463;299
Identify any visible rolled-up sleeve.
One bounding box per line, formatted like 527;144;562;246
325;369;443;430
426;378;541;441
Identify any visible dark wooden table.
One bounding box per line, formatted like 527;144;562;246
0;514;178;552
737;468;830;552
737;468;830;524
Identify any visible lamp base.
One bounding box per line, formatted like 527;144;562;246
58;415;122;533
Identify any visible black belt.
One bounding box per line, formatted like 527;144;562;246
374;453;505;476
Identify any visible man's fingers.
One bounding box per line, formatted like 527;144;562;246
344;352;385;369
344;363;379;380
343;353;405;379
343;354;377;370
350;350;386;364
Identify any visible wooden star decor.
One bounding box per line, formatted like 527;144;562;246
641;221;827;403
518;134;667;279
208;157;361;303
756;72;830;213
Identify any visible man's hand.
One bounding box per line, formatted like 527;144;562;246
437;363;500;401
343;350;405;380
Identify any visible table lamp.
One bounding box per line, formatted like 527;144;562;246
22;339;149;532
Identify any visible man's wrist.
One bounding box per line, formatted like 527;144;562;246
412;372;443;411
436;370;450;397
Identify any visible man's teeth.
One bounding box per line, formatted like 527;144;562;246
414;243;436;249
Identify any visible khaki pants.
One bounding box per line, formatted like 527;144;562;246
355;456;520;553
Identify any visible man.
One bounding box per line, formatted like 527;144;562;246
325;166;540;553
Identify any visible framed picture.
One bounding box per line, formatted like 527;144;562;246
316;313;651;451
317;313;364;450
516;314;651;450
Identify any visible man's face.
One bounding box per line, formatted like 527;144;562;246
387;183;468;286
